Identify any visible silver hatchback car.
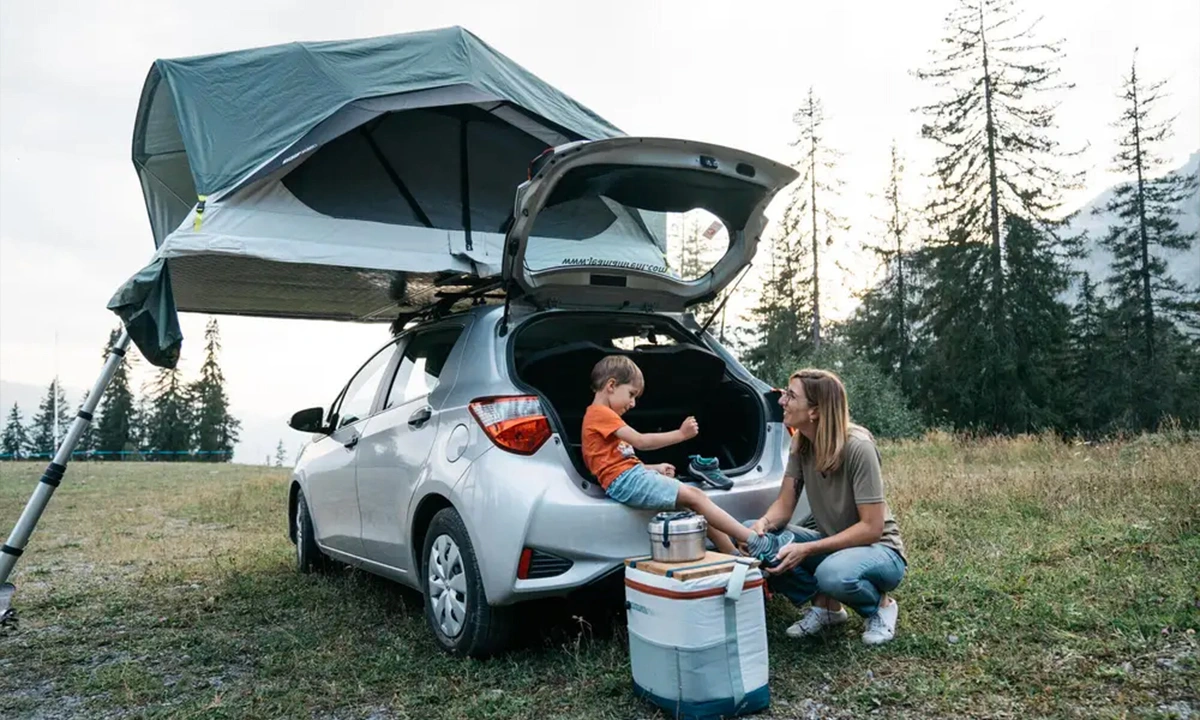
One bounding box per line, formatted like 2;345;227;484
286;137;799;657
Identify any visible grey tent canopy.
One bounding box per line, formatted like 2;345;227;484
110;26;674;367
133;26;622;243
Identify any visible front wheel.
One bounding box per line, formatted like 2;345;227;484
421;507;516;657
294;490;329;574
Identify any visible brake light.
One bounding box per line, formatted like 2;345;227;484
468;395;552;455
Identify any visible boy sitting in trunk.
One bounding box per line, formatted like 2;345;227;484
582;355;787;557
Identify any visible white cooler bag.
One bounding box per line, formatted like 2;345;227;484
624;555;770;720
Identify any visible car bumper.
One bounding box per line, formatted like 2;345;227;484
452;434;785;605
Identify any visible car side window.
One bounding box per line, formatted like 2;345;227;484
335;343;398;428
385;327;465;409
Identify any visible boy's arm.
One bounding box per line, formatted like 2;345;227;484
614;416;699;451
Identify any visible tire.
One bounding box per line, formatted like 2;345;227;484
421;507;516;658
294;491;329;574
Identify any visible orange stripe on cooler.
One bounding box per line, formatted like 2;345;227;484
624;577;765;600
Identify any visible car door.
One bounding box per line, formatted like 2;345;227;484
303;340;398;558
355;323;469;572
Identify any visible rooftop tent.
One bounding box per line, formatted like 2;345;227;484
110;26;669;367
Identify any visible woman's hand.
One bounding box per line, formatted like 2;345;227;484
767;542;811;575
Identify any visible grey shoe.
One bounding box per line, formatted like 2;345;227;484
746;529;795;567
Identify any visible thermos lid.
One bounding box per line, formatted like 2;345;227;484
647;510;707;535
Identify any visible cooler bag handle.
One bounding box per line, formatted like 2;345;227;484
722;557;755;710
724;557;753;601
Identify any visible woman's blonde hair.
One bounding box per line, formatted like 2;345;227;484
789;368;851;474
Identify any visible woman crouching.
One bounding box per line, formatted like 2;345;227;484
749;369;908;645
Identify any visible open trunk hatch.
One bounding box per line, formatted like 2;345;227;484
501;138;798;312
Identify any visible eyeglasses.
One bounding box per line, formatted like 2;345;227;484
783;387;815;410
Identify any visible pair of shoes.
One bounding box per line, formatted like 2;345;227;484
745;529;794;567
688;455;733;490
784;600;901;646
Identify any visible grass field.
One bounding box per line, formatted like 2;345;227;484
1;433;1198;719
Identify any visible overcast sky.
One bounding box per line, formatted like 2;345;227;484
1;0;1197;462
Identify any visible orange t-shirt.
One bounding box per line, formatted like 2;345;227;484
582;405;640;488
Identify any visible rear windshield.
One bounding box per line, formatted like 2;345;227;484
512;314;692;367
524;165;769;281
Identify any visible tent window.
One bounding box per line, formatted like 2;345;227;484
282;106;550;232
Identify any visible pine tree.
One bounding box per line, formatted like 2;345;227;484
76;390;96;457
913;0;1081;431
913;237;998;428
146;366;193;460
275;440;287;467
130;393;152;456
29;379;71;458
190;318;240;462
745;200;813;382
675;215;719;320
846;143;922;398
2;403;31;459
1001;215;1073;431
1063;274;1122;434
789;87;847;348
1095;49;1200;428
95;327;138;459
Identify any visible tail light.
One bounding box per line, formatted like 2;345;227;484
468;395;552;455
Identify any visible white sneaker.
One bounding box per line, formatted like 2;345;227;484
786;606;849;638
862;600;899;645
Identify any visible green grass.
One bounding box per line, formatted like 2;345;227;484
1;434;1198;719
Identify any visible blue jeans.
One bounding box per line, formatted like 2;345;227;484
767;527;906;617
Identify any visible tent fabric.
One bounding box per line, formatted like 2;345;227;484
115;26;633;368
146;181;667;321
133;26;623;246
106;257;184;369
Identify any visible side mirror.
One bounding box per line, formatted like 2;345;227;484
288;407;328;434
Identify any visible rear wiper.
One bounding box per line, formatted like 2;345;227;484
697;264;752;336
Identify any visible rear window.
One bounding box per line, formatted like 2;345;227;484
524;165;768;282
513;314;691;367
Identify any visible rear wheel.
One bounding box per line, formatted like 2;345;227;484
422;507;515;657
294;491;329;573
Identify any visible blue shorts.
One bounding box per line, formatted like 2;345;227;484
606;464;681;510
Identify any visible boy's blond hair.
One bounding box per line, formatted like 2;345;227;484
590;355;644;392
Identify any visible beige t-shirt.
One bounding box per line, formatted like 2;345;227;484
784;426;906;562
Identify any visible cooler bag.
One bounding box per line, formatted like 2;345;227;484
624;552;770;720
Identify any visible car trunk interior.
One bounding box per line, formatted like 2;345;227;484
511;313;765;481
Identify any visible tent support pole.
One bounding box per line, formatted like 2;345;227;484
460;113;472;251
0;329;131;621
